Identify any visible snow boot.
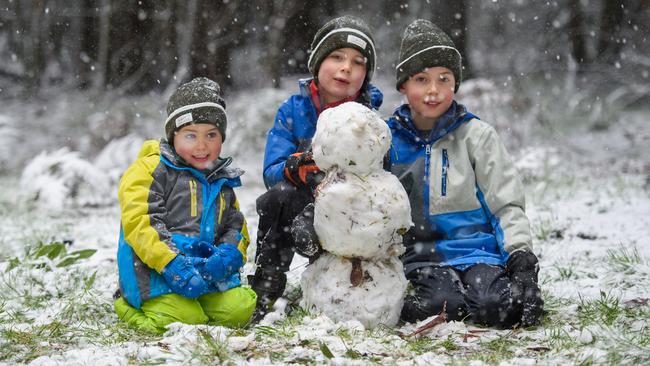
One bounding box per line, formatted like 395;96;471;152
248;267;287;323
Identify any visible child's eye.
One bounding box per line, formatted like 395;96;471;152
354;57;366;66
183;133;197;140
207;132;219;140
330;53;344;60
414;76;428;83
439;75;451;83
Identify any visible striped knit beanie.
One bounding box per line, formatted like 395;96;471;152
308;15;376;84
396;19;462;92
165;77;227;143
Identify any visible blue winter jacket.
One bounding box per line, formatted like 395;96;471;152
387;102;532;273
262;78;384;188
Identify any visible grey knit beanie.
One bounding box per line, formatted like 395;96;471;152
308;15;376;83
395;19;462;92
165;77;227;143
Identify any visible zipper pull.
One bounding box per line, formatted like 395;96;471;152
425;144;431;155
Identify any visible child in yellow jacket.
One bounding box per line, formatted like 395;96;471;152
114;77;256;334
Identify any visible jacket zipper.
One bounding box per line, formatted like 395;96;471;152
441;149;449;197
189;179;198;217
423;143;432;222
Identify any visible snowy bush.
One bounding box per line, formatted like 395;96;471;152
224;88;289;160
94;133;144;187
19;147;111;210
0;114;20;173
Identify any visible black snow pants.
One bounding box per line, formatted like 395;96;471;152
401;263;524;328
249;180;314;308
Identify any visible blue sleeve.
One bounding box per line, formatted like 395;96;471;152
263;102;298;188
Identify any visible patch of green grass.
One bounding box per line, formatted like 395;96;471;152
406;336;436;354
436;335;459;352
606;243;644;273
553;262;577;281
190;328;232;365
533;216;565;242
577;291;621;327
482;333;517;355
0;252;136;363
335;327;352;342
545;326;577;350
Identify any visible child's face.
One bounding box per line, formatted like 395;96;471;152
399;66;455;128
317;47;367;105
173;123;222;170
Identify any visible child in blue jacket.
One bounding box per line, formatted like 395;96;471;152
250;15;383;321
387;20;543;328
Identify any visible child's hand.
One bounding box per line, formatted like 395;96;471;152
161;255;208;298
214;244;244;275
284;152;323;188
199;244;244;283
186;240;217;257
506;250;544;327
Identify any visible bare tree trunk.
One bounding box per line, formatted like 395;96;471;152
598;0;626;63
20;0;47;91
267;0;300;88
568;0;588;69
428;0;469;79
93;0;110;89
164;0;198;96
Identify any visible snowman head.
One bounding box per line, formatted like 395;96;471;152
312;102;391;176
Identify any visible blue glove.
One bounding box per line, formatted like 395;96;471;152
198;244;243;283
161;255;208;298
185;240;217;257
215;244;244;274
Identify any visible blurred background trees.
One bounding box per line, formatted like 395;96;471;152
0;0;647;97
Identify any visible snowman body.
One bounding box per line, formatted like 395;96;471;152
300;102;411;329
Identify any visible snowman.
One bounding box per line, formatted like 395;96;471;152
299;102;412;329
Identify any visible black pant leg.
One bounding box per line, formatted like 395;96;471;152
401;266;468;323
250;181;314;306
462;264;522;328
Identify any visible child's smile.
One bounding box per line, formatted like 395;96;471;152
399;66;455;129
173;124;223;170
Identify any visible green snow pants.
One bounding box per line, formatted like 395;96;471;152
114;287;257;334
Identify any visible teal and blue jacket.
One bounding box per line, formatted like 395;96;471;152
387;102;532;273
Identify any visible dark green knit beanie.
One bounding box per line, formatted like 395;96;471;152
308;15;376;83
165;77;227;144
395;19;462;92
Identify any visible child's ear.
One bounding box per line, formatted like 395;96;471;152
398;86;407;95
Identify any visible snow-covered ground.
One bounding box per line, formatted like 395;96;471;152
0;78;648;365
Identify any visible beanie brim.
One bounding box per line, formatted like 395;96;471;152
308;27;376;82
165;102;227;143
395;46;462;93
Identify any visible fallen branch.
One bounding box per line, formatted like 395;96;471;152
405;302;447;337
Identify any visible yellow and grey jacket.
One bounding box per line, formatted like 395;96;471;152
117;139;249;308
387;102;532;273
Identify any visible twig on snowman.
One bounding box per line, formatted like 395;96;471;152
350;258;363;287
